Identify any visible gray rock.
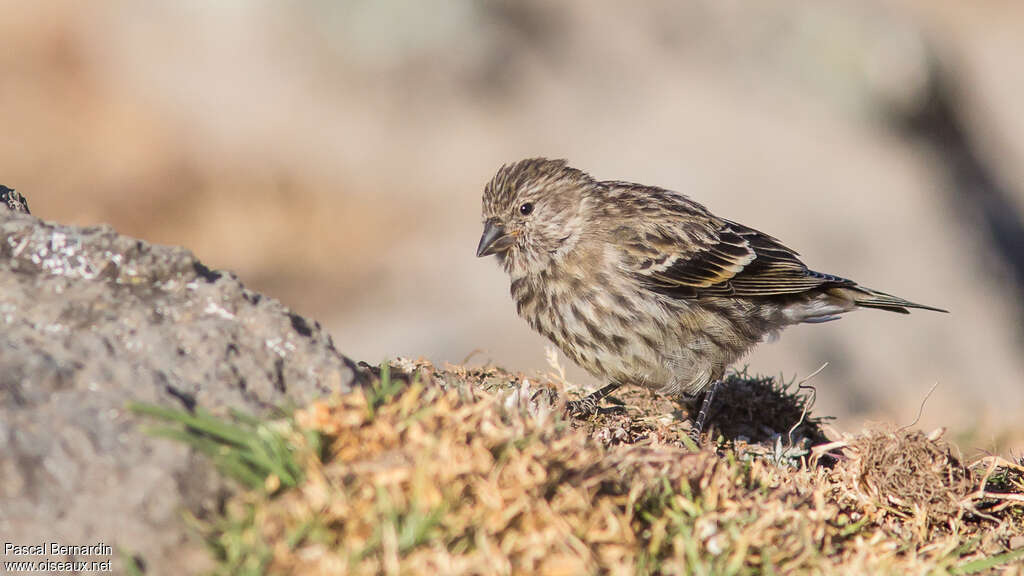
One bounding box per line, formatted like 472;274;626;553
0;205;362;573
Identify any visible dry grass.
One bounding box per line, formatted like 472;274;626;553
158;360;1024;575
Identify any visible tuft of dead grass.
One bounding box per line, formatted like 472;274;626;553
148;360;1024;575
839;428;974;527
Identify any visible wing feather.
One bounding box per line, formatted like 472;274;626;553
619;202;853;298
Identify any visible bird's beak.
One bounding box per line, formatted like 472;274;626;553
476;219;515;257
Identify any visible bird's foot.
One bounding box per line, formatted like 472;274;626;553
563;382;625;418
565;397;626;417
687;379;723;443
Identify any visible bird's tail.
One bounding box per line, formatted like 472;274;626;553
843;286;948;314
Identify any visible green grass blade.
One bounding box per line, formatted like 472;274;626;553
952;547;1024;575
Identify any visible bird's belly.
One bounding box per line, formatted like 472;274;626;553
513;276;729;395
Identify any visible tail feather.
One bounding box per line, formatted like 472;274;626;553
847;287;948;314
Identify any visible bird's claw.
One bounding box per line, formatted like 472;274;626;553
565;397;626;418
565;397;596;417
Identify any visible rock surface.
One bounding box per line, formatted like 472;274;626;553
0;200;361;573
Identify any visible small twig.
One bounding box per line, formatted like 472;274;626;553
960;457;1001;508
979;492;1024;504
460;348;486;365
971;455;1024;473
959;455;1024;512
787;363;828;448
811;439;849;456
899;381;939;431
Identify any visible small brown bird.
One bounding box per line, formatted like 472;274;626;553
476;158;946;435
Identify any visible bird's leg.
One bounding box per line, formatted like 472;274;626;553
689;379;723;440
565;382;624;417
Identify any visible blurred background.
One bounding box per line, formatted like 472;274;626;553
2;0;1022;451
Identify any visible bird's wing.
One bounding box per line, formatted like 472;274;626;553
621;213;852;299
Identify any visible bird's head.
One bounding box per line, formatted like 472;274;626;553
477;158;592;273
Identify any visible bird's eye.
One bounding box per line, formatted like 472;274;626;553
519;202;534;216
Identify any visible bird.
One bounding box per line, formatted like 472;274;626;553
476;158;946;437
